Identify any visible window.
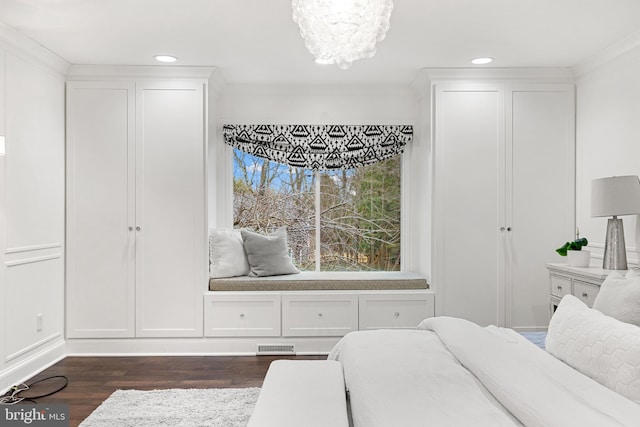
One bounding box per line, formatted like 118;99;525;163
233;149;401;271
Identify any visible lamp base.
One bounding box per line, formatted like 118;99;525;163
603;217;627;270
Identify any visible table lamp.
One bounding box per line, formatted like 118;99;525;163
591;175;640;270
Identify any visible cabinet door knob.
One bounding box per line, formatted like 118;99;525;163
500;227;505;231
129;226;133;231
318;313;323;318
394;312;400;318
557;285;562;290
239;313;245;318
582;292;588;298
135;226;141;231
507;227;512;231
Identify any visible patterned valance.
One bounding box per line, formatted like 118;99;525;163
222;124;413;170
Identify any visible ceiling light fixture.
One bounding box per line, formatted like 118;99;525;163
154;55;178;63
471;57;494;65
292;0;394;70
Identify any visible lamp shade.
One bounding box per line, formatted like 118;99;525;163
591;175;640;217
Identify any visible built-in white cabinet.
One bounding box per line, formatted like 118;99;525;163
66;79;206;338
432;80;575;329
203;290;434;339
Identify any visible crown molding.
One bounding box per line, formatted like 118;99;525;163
0;23;70;77
67;65;218;81
422;67;574;83
219;82;416;97
573;29;640;79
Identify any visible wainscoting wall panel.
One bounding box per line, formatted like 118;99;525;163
0;26;68;392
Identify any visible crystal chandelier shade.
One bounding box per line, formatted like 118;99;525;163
292;0;394;70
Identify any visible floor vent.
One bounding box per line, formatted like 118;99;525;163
256;344;296;355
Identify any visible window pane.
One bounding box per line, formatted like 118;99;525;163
232;149;316;270
319;158;401;271
233;149;401;272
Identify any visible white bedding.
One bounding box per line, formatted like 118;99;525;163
328;316;640;427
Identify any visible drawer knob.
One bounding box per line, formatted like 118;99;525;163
394;312;400;318
318;313;323;318
239;313;245;318
582;292;588;298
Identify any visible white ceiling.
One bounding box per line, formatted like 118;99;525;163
1;0;640;85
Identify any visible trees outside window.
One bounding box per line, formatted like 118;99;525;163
233;149;400;271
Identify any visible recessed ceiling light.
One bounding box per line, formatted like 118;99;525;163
154;55;178;63
471;57;494;65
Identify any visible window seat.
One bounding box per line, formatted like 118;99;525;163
208;271;428;292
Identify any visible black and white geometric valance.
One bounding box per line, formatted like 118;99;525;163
223;124;413;170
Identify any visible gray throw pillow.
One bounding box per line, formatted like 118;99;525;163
241;228;299;277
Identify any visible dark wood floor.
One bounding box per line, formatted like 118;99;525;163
16;355;325;426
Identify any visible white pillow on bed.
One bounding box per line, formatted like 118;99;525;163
546;294;640;404
593;270;640;327
209;229;250;278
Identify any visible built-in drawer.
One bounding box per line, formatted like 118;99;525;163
572;281;599;308
282;292;358;337
359;292;434;330
204;293;281;337
550;274;572;298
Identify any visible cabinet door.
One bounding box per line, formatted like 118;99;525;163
507;86;575;329
433;83;505;326
135;81;205;337
66;82;136;338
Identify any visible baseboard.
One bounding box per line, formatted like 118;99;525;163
0;339;66;394
66;337;340;357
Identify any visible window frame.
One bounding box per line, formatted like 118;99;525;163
209;130;425;276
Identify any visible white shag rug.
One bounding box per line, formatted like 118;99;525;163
80;387;260;427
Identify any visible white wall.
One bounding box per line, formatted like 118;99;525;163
0;23;68;392
576;38;640;267
209;82;431;276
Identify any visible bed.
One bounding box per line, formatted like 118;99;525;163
328;292;640;427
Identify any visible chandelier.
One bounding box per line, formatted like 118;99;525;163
292;0;394;70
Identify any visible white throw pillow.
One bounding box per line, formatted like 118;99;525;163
593;271;640;327
546;295;640;404
241;228;299;277
209;229;250;278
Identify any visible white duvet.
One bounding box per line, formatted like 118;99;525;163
328;316;640;427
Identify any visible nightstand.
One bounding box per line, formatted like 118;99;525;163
546;263;612;318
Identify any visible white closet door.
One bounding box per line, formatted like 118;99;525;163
433;83;505;327
135;81;205;337
507;85;575;329
66;82;136;337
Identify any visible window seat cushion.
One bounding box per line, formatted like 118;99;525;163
208;271;428;292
